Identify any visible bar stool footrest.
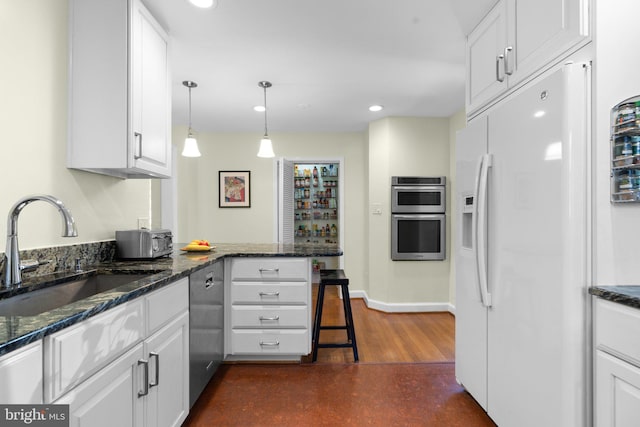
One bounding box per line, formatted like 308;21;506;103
317;343;355;349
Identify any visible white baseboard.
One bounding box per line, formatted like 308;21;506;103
349;290;455;314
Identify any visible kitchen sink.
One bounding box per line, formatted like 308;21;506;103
0;273;152;317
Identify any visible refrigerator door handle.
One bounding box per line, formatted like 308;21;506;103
473;153;492;307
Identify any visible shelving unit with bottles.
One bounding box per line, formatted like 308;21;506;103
293;163;339;246
611;96;640;202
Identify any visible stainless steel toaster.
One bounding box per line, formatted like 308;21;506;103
115;229;173;259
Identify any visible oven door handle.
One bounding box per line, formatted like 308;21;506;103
392;214;443;219
391;186;444;190
473;154;492;308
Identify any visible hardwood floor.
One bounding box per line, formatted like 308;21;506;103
184;286;496;426
307;284;455;364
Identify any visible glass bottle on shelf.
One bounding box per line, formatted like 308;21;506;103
293;162;340;246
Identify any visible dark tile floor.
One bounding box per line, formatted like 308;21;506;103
184;362;496;426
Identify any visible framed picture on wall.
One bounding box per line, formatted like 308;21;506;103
219;171;251;208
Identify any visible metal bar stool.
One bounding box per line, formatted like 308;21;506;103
312;269;359;362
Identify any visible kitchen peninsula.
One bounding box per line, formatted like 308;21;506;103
0;242;342;355
0;241;342;422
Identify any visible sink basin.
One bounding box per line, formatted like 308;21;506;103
0;274;152;317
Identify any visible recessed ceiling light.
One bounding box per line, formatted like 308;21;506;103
369;105;384;112
254;105;266;112
189;0;217;9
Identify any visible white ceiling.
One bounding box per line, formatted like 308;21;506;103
143;0;496;133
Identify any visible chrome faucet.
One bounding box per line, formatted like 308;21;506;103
3;195;77;289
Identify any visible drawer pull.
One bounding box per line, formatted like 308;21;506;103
259;315;280;321
259;268;280;273
138;359;149;397
259;291;280;297
259;340;280;347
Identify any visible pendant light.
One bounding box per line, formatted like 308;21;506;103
182;80;201;157
257;81;275;158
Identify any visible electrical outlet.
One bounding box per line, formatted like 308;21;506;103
138;217;150;229
371;203;382;215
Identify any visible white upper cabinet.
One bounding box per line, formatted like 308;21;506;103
466;0;590;117
466;1;509;115
67;0;171;179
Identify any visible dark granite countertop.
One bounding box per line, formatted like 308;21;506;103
589;285;640;310
0;243;342;356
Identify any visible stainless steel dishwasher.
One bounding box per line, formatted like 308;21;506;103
189;259;224;408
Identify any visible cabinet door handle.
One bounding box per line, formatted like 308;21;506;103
496;54;505;82
149;352;160;388
134;132;142;159
258;268;280;273
259;291;280;297
504;46;514;75
259;315;280;321
259;340;280;347
138;359;149;397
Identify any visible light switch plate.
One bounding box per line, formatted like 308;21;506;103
371;203;382;215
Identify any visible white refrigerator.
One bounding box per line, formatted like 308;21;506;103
455;62;591;427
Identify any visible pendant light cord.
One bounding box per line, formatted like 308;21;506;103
188;86;193;135
263;85;269;138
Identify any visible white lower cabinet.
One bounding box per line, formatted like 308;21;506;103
45;299;145;402
145;312;189;427
227;257;312;359
596;350;640;427
0;341;43;404
55;343;145;427
47;278;189;427
594;298;640;427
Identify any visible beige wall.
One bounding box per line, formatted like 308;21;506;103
174;117;460;308
367;117;452;308
0;0;155;250
173;128;369;295
448;109;466;306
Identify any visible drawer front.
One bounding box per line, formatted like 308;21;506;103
44;299;145;402
595;298;640;366
231;258;309;282
146;277;189;334
0;341;43;404
230;329;309;355
232;305;308;329
231;282;308;305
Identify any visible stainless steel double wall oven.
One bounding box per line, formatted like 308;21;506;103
391;176;446;260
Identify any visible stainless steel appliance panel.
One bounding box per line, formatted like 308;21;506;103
391;214;446;260
115;229;173;259
391;176;446;214
189;260;224;408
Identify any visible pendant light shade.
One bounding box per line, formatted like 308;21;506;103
182;80;201;157
257;81;275;158
182;136;201;157
257;138;275;158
